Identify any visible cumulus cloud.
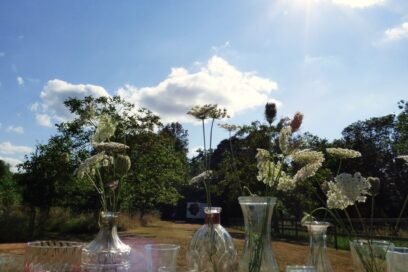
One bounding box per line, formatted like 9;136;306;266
118;55;279;123
331;0;384;8
6;126;24;134
0;156;22;173
32;79;109;127
384;22;408;42
17;76;24;86
0;141;33;155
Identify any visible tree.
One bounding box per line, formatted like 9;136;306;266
0;160;20;214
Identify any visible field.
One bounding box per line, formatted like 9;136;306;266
0;220;354;271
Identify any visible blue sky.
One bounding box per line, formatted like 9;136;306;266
1;0;407;171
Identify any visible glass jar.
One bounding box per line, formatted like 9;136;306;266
302;221;333;272
81;212;131;271
238;196;279;272
350;239;394;272
386;246;408;272
187;207;237;272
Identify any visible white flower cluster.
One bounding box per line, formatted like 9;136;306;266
326;172;371;210
326;148;361;159
92;114;116;143
279;127;292;155
190;170;213;185
76;152;113;179
398;155;408;162
292;150;324;183
256;148;324;192
93;142;130;153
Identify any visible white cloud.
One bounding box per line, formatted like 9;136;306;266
118;56;279;123
32;79;110;127
35;114;52;127
0;141;33;155
384;22;408;42
331;0;384;8
16;76;24;86
6;126;24;134
188;146;203;158
0;156;22;173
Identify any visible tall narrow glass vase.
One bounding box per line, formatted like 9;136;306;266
302;221;333;272
81;212;131;272
187;207;237;272
238;196;279;272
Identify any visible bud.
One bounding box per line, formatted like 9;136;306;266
115;154;131;176
290;112;304;132
264;103;277;125
367;177;381;196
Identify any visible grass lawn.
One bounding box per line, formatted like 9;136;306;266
0;220;354;271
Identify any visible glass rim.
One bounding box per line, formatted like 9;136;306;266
26;240;84;248
204;207;221;213
301;221;331;227
144;243;180;251
238;196;277;204
388;246;408;254
350;239;394;245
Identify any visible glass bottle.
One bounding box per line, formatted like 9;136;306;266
303;221;333;272
81;212;131;272
187;207;237;272
238;196;279;272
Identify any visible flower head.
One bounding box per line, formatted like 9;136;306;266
397;155;408;162
92;115;116;143
279;126;293;155
93;142;130;153
190;170;213;185
187;104;228;120
115;154;131;176
367;177;381;196
326;172;371;210
218;123;241;132
290;112;304;132
76;152;111;179
326;148;361;159
264;102;277;125
292;150;324;182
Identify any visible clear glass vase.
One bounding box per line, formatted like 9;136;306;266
81;212;131;272
302;221;333;272
386;246;408;272
187;207;237;272
238;196;279;272
350;239;394;272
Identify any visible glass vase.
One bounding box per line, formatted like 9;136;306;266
302;221;333;272
187;207;237;272
81;212;131;272
238;196;279;272
350;239;394;272
386;246;408;272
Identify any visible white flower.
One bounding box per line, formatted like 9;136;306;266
92;115;116;143
279;126;292;155
326;148;361;159
190;170;213;185
326;172;371;210
93;142;130;153
292;150;324;182
397;155;408;162
218;123;241;132
76;152;110;179
277;174;296;191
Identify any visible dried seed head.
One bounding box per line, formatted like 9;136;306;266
264;102;277;125
290;112;304;132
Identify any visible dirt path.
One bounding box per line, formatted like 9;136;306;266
0;221;353;271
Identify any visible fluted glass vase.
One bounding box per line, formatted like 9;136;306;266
81;212;131;272
238;196;279;272
187;207;237;272
303;221;333;272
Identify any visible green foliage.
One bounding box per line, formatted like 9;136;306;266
0;160;21;212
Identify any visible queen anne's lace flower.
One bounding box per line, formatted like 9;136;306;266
190;170;213;185
277;173;296;191
92;115;116;143
326;172;371;210
397;155;408;162
218;123;241;132
76;152;111;179
292;150;324;182
326;148;361;159
93;142;130;153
